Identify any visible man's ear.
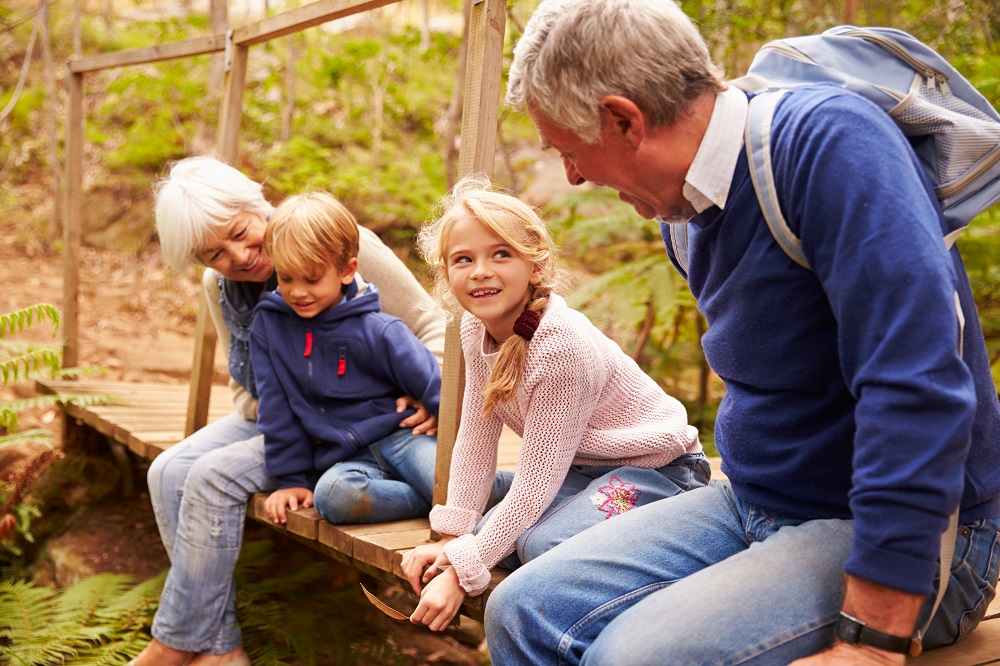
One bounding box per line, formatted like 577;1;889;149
340;256;359;284
600;95;646;148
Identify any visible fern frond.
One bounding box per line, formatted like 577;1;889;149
0;429;56;449
1;349;62;386
58;365;109;379
0;304;60;339
0;578;80;665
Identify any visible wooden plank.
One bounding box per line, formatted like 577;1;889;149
68;34;226;73
62;71;84;369
353;528;431;572
187;286;219;436
286;507;322;540
233;0;401;46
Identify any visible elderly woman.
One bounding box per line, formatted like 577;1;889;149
133;156;449;666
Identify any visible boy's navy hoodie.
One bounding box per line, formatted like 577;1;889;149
250;279;441;490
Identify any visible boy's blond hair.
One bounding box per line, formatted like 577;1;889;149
264;192;360;276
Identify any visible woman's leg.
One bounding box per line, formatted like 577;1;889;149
515;453;711;564
146;413;260;558
152;434;276;654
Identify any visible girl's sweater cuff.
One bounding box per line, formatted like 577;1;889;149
430;504;480;537
443;534;492;596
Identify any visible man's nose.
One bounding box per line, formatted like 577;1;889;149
563;157;586;186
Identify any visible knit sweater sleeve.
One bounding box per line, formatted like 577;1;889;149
441;317;603;596
357;227;447;364
430;315;505;537
203;268;257;421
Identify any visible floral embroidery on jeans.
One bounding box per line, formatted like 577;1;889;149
590;476;642;519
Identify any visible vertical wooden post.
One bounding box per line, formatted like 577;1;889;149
432;0;507;507
62;69;84;369
184;39;250;437
843;0;860;25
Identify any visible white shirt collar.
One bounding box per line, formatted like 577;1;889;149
679;85;749;218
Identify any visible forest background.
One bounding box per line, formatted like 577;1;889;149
0;0;999;663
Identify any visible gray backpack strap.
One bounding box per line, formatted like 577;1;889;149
745;90;812;270
668;222;690;275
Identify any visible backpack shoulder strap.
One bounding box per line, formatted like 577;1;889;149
745;90;812;271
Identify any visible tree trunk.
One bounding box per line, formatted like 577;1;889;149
419;0;430;53
444;0;471;188
281;35;297;142
41;0;61;250
193;0;229;153
72;0;81;55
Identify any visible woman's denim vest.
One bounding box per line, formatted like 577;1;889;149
218;273;277;399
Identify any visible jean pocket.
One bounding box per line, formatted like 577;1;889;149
924;518;1000;647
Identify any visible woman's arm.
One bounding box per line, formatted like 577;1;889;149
202;268;257;420
357;226;446;363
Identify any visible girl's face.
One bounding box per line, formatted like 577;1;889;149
444;216;542;343
195;210;273;282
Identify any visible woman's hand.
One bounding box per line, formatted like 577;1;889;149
396;395;437;435
401;538;454;594
410;566;466;631
265;487;314;524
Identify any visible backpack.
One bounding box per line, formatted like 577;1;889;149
669;25;1000;274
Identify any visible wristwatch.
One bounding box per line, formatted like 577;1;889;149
835;611;919;655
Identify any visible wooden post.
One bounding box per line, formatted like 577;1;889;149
844;0;860;25
432;0;507;507
184;39;250;437
62;69;84;369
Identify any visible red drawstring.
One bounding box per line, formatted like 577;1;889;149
304;331;313;357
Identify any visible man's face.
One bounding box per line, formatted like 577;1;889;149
528;100;694;221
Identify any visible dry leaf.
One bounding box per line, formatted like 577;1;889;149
361;583;409;620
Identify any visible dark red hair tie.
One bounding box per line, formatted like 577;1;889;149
513;309;541;341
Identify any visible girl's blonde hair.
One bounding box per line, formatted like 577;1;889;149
264;192;360;277
417;174;563;416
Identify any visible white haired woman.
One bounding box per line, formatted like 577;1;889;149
133;156;449;666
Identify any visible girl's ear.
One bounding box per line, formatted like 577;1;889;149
529;260;546;285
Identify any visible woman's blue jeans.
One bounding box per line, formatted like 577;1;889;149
485;480;1000;665
146;414;441;654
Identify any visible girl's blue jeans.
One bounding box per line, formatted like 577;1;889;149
146;413;460;654
485;480;1000;665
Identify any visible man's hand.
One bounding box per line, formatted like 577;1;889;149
401;538;453;594
396;395;437;435
265;487;314;524
410;566;466;631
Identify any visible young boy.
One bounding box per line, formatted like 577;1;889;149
249;192;441;526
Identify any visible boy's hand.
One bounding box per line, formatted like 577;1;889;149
396;396;438;435
410;566;465;631
265;487;314;524
401;538;455;594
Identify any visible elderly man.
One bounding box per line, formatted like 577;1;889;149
486;1;1000;664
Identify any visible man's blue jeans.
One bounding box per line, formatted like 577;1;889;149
485;480;1000;665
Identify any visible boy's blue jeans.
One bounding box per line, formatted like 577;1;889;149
486;480;1000;666
146;414;494;655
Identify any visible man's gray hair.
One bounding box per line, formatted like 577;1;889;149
506;0;724;142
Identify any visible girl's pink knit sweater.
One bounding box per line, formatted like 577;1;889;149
431;295;701;595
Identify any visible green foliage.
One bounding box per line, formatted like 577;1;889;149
0;541;407;665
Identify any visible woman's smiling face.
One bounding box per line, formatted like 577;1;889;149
195;210;273;282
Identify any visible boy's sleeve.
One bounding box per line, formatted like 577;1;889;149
249;315;314;489
380;320;442;416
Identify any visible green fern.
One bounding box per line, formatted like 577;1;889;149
0;305;60;340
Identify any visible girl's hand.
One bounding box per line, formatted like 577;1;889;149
401;538;454;594
410;567;465;631
396;396;438;435
265;487;314;524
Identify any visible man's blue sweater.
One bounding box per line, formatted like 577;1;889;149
250;280;441;490
665;85;1000;595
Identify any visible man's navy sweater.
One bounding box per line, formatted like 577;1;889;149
665;85;1000;595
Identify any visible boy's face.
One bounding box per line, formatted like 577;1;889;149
276;257;358;319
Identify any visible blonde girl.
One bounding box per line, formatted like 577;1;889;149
401;175;710;631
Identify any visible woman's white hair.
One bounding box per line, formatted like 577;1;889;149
153;156;275;271
506;0;724;142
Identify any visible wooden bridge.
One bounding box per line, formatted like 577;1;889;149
42;0;1000;660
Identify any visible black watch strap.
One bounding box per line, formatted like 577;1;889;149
835;611;916;655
